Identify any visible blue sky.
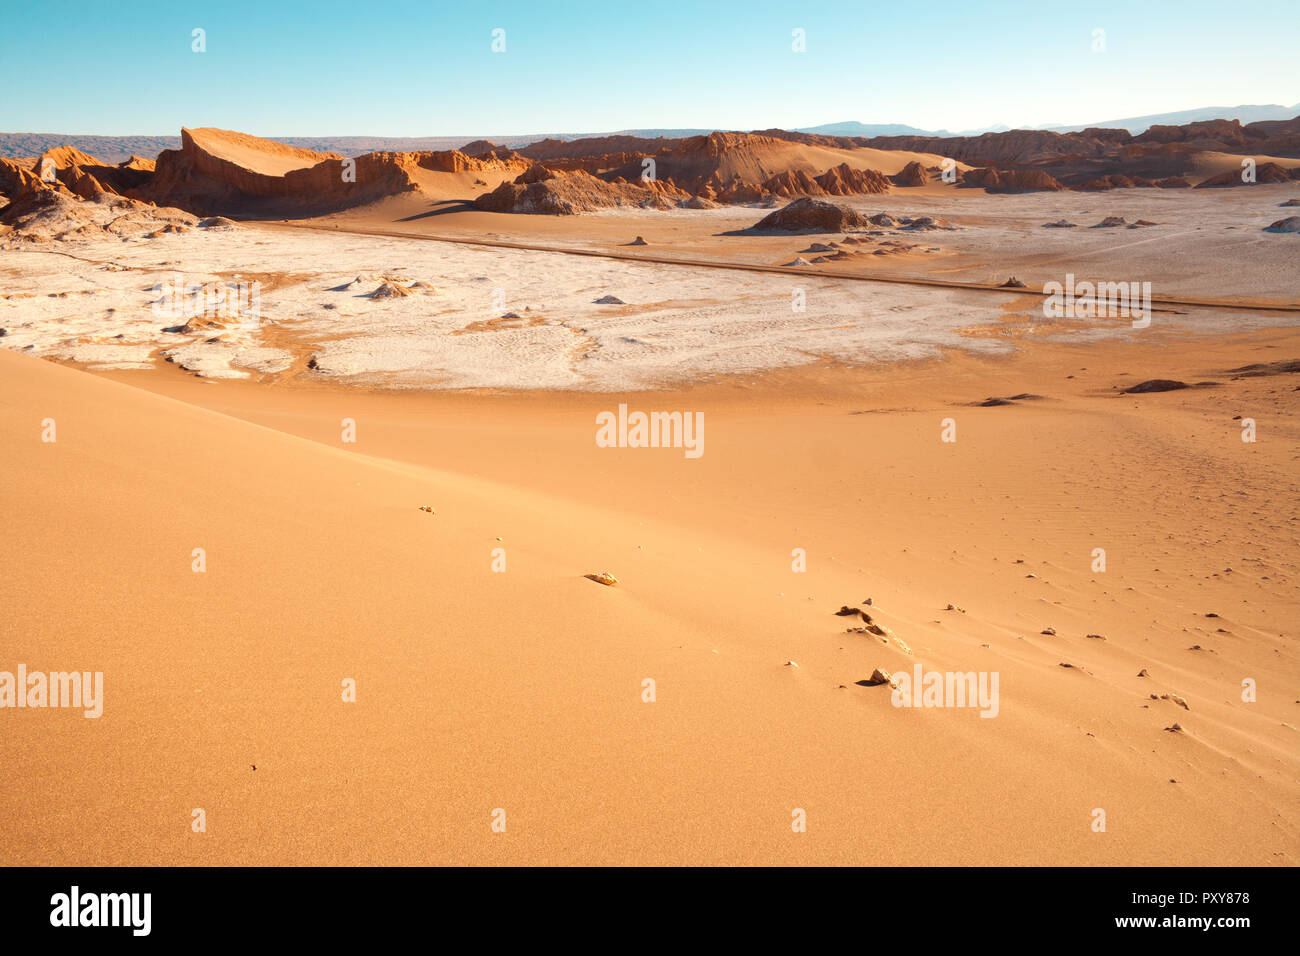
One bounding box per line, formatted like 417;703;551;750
1;0;1296;136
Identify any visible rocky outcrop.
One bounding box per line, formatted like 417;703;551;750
962;166;1064;193
760;169;822;197
1078;174;1159;190
0;180;196;244
587;132;897;202
63;166;112;200
750;197;871;232
1135;119;1253;148
724;162;891;200
0;158;43;197
177;127;341;197
815;163;891;195
473;168;680;214
137;127;530;215
867;128;1130;166
1195;162;1294;187
892;161;928;186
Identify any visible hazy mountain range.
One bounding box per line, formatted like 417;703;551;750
798;103;1300;138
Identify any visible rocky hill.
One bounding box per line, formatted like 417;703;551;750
5;114;1299;221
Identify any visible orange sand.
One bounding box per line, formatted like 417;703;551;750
2;325;1296;865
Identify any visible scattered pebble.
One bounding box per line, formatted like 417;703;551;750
584;571;619;586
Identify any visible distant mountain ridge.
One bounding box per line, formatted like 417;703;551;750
1046;103;1300;134
795;121;949;138
3;103;1297;163
6;116;1300;228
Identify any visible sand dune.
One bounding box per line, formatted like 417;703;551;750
183;126;342;179
2;325;1297;865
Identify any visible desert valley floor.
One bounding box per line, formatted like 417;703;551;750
2;165;1298;864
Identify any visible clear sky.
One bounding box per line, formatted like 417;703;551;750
2;0;1296;136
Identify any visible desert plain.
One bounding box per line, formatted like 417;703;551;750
1;122;1297;865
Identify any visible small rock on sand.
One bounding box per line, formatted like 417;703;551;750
629;236;648;245
584;572;619;586
593;295;625;305
901;215;955;231
856;668;896;687
1093;216;1127;227
1043;220;1077;228
368;282;412;299
1123;379;1188;393
999;277;1027;288
1264;216;1300;233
